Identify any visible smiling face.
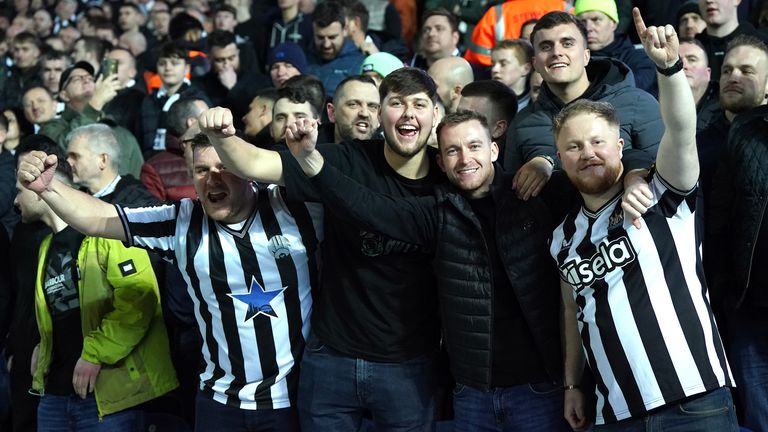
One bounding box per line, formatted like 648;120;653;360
556;112;624;196
533;22;590;85
379;91;436;158
193;145;255;224
331;80;381;141
436;119;498;199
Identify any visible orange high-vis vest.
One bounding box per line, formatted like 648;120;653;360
464;0;573;66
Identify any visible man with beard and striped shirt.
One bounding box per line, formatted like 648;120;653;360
552;9;736;431
16;134;322;431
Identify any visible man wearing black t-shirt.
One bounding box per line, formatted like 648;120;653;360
199;68;443;430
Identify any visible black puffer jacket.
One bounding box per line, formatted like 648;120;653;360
309;164;575;389
707;105;768;309
505;58;662;173
431;172;569;389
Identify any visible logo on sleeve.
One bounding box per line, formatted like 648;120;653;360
118;260;137;277
559;236;637;290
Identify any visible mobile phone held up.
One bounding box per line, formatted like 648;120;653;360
100;58;118;79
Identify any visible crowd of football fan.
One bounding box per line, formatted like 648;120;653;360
0;0;767;431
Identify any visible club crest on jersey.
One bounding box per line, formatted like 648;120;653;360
228;277;287;321
268;235;291;259
559;236;637;290
608;205;624;230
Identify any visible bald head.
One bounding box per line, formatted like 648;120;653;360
428;56;474;113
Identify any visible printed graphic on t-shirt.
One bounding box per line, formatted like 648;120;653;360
44;249;80;317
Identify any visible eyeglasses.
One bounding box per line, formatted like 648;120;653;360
67;75;94;86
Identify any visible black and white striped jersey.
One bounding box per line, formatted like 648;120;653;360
551;174;733;424
115;184;323;410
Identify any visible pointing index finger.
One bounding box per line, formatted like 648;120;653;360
632;7;647;37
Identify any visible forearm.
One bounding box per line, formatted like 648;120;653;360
655;67;699;189
39;179;125;240
561;281;585;386
208;134;285;185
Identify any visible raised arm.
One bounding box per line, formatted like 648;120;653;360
198;107;285;185
633;8;698;191
17;151;126;241
284;119;438;246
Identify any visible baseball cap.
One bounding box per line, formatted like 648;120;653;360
59;61;96;92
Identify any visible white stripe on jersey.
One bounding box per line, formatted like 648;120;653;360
116;185;323;410
551;174;733;424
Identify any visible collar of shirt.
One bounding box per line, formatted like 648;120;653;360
93;174;121;198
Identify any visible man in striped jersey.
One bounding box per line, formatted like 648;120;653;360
552;9;736;431
16;134;323;431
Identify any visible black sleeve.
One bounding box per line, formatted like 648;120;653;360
310;163;439;248
278;143;367;203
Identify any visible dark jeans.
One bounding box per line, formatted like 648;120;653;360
194;392;300;432
298;333;437;432
452;382;571;432
37;394;142;432
728;306;768;431
593;387;738;432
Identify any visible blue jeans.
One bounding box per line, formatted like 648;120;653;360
37;393;142;432
194;392;299;432
297;333;436;432
593;387;738;431
728;306;768;431
452;382;571;431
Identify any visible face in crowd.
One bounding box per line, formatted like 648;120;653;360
330;80;381;141
436;118;499;199
555;111;624;196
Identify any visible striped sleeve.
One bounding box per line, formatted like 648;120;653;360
115;200;182;262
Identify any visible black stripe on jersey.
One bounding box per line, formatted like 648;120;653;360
656;186;687;218
577;296;617;424
232;227;276;409
592;277;645;419
207;217;248;408
556;208;579;265
286;197;319;302
128;215;178;241
620;239;685;402
114;204;132;245
284;198;318;404
185;203;226;396
694;240;733;387
644;212;720;388
255;190;305;406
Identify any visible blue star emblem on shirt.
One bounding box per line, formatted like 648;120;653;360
228;277;287;321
